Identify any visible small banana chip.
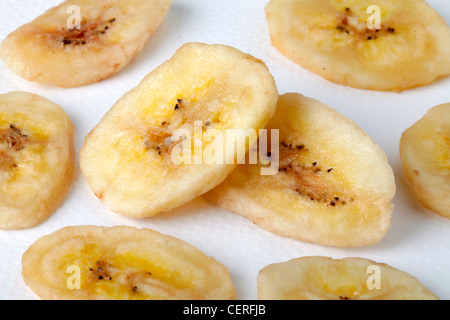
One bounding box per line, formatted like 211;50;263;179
258;257;439;300
22;225;235;300
206;93;395;247
80;42;278;218
0;0;172;87
0;92;74;230
265;0;450;91
400;104;450;219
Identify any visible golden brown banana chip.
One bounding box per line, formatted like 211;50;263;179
0;91;74;229
80;42;278;218
258;256;439;300
0;0;172;87
206;93;395;247
400;104;450;218
266;0;450;91
22;225;236;300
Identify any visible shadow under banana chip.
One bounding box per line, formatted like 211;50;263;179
205;93;396;247
22;225;236;300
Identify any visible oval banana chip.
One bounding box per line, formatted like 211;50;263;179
258;256;439;300
400;103;450;219
0;0;172;87
22;225;236;300
206;93;395;247
265;0;450;91
0;91;74;230
80;42;278;218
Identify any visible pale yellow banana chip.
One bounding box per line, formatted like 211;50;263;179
258;256;439;300
80;42;278;218
400;104;450;218
0;91;75;230
265;0;450;91
206;93;395;247
22;225;236;300
0;0;172;87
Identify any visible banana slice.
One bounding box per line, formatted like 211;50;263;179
400;104;450;219
0;92;74;230
258;256;439;300
205;93;395;247
80;42;278;218
0;0;172;87
22;225;235;300
265;0;450;91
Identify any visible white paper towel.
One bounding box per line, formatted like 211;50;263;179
0;0;448;300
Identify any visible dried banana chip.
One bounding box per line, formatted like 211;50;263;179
22;225;235;300
0;0;172;87
0;91;74;229
258;256;439;300
400;103;450;218
80;42;278;218
266;0;450;91
206;93;395;247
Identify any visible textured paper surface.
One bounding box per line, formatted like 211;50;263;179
0;0;449;300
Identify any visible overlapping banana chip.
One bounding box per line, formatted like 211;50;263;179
80;42;278;218
206;93;395;247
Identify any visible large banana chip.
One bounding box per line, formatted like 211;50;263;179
400;104;450;219
206;93;395;247
22;225;236;300
80;42;278;218
265;0;450;91
258;256;439;300
0;92;75;230
0;0;172;87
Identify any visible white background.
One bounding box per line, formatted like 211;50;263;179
0;0;449;300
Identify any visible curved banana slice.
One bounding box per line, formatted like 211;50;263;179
22;225;235;300
258;257;439;300
0;92;74;230
80;42;278;218
206;93;395;247
400;104;450;218
0;0;172;87
265;0;450;91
